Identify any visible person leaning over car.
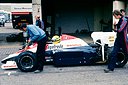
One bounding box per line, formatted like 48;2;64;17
20;23;47;73
104;10;128;73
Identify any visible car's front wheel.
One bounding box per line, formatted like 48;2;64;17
16;51;37;72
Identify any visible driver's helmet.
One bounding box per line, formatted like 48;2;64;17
52;35;60;44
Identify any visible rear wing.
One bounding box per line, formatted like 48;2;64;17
91;32;116;47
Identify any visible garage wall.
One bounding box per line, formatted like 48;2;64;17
55;0;112;33
55;1;94;33
94;1;112;32
55;9;94;33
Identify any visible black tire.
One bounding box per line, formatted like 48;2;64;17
16;32;24;42
3;23;5;27
6;34;17;42
115;52;127;68
107;47;127;68
16;51;37;72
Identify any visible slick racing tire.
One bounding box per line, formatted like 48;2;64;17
3;23;5;27
16;51;37;72
6;34;17;42
107;48;127;68
115;52;127;68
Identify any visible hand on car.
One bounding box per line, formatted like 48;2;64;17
24;46;28;51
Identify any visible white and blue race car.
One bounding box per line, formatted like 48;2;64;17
1;32;127;72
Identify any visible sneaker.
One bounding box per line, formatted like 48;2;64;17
34;70;43;73
104;69;113;73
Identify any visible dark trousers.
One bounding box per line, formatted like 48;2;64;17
108;38;126;70
36;36;47;70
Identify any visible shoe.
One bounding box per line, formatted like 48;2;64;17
104;69;113;73
34;70;43;73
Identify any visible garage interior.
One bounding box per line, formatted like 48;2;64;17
41;0;113;36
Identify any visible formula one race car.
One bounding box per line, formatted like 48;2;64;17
1;32;128;72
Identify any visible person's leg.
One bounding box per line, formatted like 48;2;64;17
35;37;47;72
104;39;120;73
107;46;119;70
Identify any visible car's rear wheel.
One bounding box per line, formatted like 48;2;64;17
115;52;127;68
16;51;37;72
107;48;127;68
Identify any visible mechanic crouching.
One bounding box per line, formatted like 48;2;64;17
20;23;47;73
104;10;128;73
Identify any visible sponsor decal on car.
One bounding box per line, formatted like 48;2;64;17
47;44;63;50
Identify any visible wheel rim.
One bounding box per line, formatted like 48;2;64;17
116;52;125;65
20;55;34;69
